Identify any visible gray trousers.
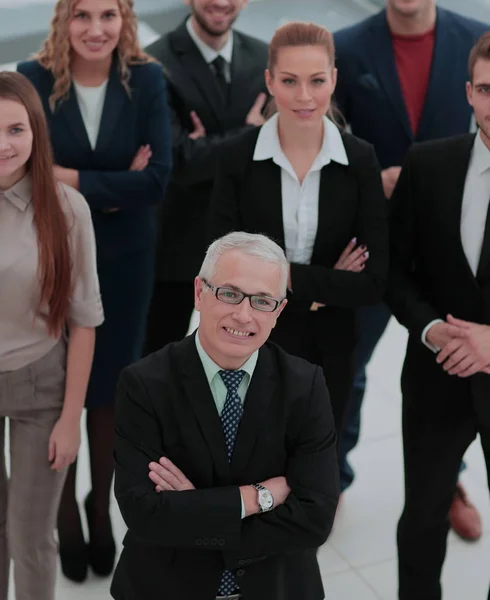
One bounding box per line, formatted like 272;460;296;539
0;342;67;600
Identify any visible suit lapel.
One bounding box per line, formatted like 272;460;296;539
445;135;479;285
231;346;276;480
368;11;412;140
172;23;225;128
417;9;457;140
311;161;350;263
57;83;91;151
249;160;286;249
55;54;127;154
228;32;263;114
476;202;490;283
95;57;129;153
176;334;231;483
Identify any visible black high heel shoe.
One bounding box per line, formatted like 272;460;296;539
57;511;88;583
84;491;116;577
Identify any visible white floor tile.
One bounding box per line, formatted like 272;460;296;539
358;559;398;600
318;543;351;577
358;378;402;443
322;569;381;600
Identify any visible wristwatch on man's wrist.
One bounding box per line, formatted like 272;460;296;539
250;483;274;513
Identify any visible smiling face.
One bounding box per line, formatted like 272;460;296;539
195;249;287;369
185;0;246;38
0;98;33;190
68;0;123;64
265;44;337;129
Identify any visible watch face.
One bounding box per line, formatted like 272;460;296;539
259;489;274;510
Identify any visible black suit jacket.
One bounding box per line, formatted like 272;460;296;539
334;8;488;170
208;127;388;324
111;334;339;600
145;21;268;281
386;134;490;415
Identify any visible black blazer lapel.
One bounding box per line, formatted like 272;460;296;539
57;84;91;151
231;346;276;480
175;334;231;483
228;32;265;114
417;9;459;140
248;159;286;249
310;161;352;264
368;11;412;140
444;135;480;286
476;203;490;284
172;23;225;128
95;56;130;154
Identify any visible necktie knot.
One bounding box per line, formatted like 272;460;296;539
219;370;245;395
212;55;227;77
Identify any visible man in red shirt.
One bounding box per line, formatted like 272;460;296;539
334;0;488;541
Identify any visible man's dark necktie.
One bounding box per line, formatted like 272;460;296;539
212;55;229;103
217;369;245;596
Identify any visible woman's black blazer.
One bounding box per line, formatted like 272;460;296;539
208;126;388;314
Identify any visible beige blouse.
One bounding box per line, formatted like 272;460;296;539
0;173;104;372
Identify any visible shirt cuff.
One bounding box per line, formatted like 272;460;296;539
240;490;245;519
422;319;444;353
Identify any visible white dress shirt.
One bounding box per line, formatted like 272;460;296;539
422;131;490;351
73;79;108;150
186;18;233;83
253;113;349;265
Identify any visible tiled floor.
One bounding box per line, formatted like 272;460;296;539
8;316;490;598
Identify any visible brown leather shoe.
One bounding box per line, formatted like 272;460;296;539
449;482;482;541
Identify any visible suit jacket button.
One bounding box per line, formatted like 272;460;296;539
211;538;218;546
196;539;202;546
238;559;246;566
203;538;210;546
218;539;225;546
236;569;246;577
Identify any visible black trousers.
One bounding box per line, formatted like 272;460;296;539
397;376;490;600
145;281;195;355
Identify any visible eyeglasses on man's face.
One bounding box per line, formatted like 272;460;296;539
201;278;283;312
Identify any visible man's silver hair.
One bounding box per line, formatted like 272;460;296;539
199;232;288;297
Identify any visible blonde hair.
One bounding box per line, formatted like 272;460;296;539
266;21;344;127
33;0;156;111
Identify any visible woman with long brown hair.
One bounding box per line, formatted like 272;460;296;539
209;21;388;453
17;0;172;584
0;71;102;600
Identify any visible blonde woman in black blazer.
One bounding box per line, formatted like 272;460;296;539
208;21;388;440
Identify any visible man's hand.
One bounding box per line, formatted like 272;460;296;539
435;314;490;377
239;476;291;517
245;93;267;127
262;476;291;506
381;166;402;199
425;322;463;351
188;111;206;140
149;457;195;492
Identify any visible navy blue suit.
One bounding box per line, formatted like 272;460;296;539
18;58;172;408
335;7;488;168
333;7;489;491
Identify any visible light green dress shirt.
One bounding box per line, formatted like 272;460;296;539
195;331;259;519
195;331;258;414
